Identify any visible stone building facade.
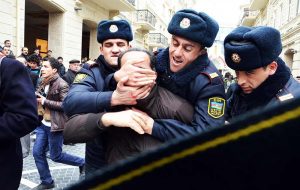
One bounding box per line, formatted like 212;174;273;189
0;0;195;67
240;0;300;76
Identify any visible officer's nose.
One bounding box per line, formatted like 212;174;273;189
173;46;182;58
237;72;246;86
111;44;119;53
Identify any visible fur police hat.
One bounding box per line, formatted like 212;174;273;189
167;9;219;47
97;20;133;44
224;26;282;71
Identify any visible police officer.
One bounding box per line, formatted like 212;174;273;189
224;26;300;119
63;20;155;175
113;9;226;141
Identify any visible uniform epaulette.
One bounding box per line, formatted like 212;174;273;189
200;71;222;84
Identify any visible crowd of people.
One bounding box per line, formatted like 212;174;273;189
1;8;300;190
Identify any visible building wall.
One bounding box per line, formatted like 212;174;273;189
241;0;300;76
0;0;195;68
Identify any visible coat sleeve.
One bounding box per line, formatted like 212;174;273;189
63;113;105;143
63;68;113;116
152;76;226;142
0;58;39;140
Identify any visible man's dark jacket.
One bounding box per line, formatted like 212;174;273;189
0;57;38;190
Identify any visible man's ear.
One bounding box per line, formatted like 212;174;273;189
99;46;103;54
268;61;278;75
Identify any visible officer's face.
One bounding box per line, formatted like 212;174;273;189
41;61;57;79
100;39;130;67
236;62;277;94
169;35;202;73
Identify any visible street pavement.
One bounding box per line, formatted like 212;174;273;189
19;136;85;190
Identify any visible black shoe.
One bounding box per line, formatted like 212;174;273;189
33;182;55;189
79;164;85;176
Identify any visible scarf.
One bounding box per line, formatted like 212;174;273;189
93;55;117;78
156;48;210;87
36;73;59;121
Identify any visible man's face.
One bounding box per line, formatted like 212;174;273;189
58;58;63;64
34;49;40;54
41;61;56;79
169;35;203;73
120;51;152;70
5;41;11;47
235;63;277;94
28;62;38;69
69;62;81;72
22;48;28;55
2;47;10;55
100;39;130;67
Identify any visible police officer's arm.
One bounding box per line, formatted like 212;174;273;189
148;75;226;141
63;68;113;116
105;61;156;90
0;58;39;140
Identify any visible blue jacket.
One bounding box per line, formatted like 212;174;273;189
226;60;300;120
63;55;115;117
0;57;38;190
63;55;116;172
151;48;226;141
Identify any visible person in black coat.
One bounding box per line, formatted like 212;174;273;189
62;59;81;86
0;53;39;190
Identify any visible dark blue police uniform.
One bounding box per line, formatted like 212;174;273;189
63;55;115;174
0;57;38;190
63;19;133;175
224;26;300;120
152;48;226;141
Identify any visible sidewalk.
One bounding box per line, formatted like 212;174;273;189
19;136;85;190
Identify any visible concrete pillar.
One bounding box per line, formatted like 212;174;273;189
89;28;100;60
48;13;64;58
291;41;300;77
16;0;25;56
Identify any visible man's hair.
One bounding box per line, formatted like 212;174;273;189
117;48;156;70
21;47;28;51
43;57;60;71
4;40;10;44
27;54;40;64
57;56;63;60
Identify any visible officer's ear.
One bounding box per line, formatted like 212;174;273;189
268;61;278;75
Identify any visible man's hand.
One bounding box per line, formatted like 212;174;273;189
114;59;157;87
131;107;154;135
111;76;152;106
37;97;45;104
101;110;147;134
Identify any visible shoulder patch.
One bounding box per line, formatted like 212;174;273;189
209;72;219;79
208;97;225;118
278;93;294;102
73;73;88;84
